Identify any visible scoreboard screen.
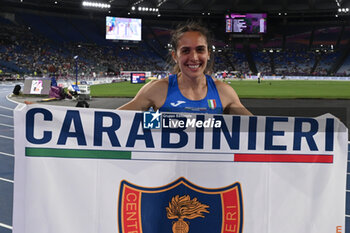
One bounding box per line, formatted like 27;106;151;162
106;17;142;41
225;13;267;34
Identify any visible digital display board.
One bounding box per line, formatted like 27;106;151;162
106;17;142;41
131;73;146;84
225;13;267;34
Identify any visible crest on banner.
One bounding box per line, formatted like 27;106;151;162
118;177;243;233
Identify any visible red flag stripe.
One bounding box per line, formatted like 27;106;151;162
234;154;333;163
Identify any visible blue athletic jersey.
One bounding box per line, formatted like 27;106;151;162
158;74;223;114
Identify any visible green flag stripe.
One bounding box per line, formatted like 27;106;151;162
25;148;131;159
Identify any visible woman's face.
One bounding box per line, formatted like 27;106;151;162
172;31;210;79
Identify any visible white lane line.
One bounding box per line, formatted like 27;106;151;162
0;123;13;128
0;222;12;230
0;113;13;119
0;151;14;157
0;135;13;140
0;105;14;111
6;93;21;105
0;177;13;183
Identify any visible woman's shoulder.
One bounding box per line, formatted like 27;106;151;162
211;77;240;102
144;77;169;109
138;77;168;99
211;76;231;91
147;77;169;90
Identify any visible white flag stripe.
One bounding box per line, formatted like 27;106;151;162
132;151;234;162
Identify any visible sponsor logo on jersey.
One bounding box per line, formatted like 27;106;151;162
118;177;243;233
184;107;208;112
170;100;186;107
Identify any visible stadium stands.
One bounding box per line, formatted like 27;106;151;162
0;12;350;79
252;50;272;74
273;49;316;75
0;13;169;79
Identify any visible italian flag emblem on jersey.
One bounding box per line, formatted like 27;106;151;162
208;99;217;109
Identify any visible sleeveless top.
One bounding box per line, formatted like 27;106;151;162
158;74;223;114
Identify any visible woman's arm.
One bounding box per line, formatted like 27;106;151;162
215;80;252;115
117;79;168;111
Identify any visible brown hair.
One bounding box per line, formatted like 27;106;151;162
169;21;214;75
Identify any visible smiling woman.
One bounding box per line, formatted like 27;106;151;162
117;21;252;115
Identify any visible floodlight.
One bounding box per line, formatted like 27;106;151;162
82;1;111;9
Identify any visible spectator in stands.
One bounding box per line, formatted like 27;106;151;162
118;21;251;115
0;19;166;78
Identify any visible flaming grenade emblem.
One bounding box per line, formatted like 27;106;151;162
166;195;210;233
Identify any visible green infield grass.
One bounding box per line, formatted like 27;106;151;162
90;80;350;99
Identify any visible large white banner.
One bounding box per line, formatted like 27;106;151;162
13;105;348;233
